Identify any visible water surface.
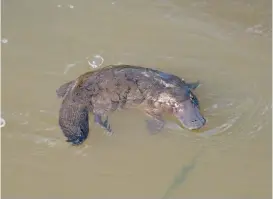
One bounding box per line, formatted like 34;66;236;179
1;0;271;198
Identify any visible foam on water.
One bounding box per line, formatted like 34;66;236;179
1;117;6;128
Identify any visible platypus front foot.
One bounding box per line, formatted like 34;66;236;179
94;114;113;136
145;110;165;134
146;119;165;134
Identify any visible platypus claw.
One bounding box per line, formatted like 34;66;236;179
94;114;113;136
146;119;165;134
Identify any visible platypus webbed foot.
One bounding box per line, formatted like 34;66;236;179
94;114;113;136
146;119;165;134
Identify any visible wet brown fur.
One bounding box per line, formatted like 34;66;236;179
57;65;196;145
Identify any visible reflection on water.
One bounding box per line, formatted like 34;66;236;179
2;0;271;198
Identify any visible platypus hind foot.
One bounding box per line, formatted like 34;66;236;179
94;114;113;136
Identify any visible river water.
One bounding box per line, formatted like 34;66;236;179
1;0;272;198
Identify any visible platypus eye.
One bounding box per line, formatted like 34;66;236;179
185;87;199;108
189;92;199;108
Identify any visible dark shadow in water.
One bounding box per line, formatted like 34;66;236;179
162;151;203;199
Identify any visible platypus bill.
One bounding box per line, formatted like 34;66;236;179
56;65;206;145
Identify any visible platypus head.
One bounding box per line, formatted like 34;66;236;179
158;83;206;130
173;86;206;130
174;100;205;130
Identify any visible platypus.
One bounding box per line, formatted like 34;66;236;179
56;65;206;145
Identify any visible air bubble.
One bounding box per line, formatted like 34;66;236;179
68;4;74;9
1;38;8;44
87;55;104;68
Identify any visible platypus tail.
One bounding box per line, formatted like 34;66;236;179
59;98;89;145
57;76;92;145
56;80;75;98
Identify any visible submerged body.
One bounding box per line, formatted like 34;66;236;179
57;65;206;145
